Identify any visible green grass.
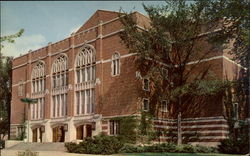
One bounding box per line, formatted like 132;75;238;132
117;153;244;156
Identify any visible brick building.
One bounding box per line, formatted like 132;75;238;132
10;10;246;146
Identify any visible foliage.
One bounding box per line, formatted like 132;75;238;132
110;116;138;144
0;29;24;141
120;143;218;153
0;29;24;50
218;136;249;154
119;0;239;144
65;134;124;155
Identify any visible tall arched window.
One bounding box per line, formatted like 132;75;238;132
51;54;68;118
32;61;45;93
75;44;95;115
52;54;68;88
31;61;45;119
112;52;120;76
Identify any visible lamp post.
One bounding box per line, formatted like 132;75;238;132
20;98;37;142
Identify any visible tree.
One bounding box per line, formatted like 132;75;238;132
119;0;241;145
0;29;24;140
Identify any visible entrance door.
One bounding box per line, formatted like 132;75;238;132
86;124;92;137
32;128;37;142
76;125;84;140
53;126;65;142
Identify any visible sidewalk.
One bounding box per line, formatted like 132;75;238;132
1;150;112;156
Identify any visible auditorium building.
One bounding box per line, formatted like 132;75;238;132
10;10;246;146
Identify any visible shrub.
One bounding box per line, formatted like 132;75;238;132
65;134;124;155
218;137;249;154
195;144;218;153
119;144;145;153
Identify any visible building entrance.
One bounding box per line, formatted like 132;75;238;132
52;126;65;142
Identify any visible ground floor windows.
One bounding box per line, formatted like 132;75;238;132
52;94;67;118
31;98;45;120
75;89;95;115
142;98;149;111
109;120;120;135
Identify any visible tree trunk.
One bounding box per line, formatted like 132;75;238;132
177;112;182;145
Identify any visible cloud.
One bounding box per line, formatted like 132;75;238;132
1;34;46;58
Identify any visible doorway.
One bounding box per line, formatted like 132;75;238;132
52;126;65;142
86;124;92;137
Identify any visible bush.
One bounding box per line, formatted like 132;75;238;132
119;144;145;153
119;142;217;154
218;137;249;154
65;134;124;155
195;144;218;153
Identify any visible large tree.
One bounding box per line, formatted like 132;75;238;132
0;29;24;140
119;0;247;145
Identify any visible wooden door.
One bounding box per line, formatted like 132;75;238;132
53;126;65;142
86;125;92;137
76;125;84;140
32;128;37;142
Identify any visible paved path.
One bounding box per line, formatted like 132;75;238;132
1;150;121;156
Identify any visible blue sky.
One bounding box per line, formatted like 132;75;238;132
1;1;165;57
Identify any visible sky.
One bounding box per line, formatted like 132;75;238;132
1;1;165;58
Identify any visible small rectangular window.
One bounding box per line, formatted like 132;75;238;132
143;98;149;111
162;100;168;112
143;78;150;91
162;68;168;79
110;120;120;135
233;103;239;120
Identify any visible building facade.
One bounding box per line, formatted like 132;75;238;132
10;10;246;146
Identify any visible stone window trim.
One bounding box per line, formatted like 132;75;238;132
109;120;120;135
161;100;168;112
30;97;45;120
51;54;68;89
111;52;120;77
142;78;150;91
31;61;46;94
74;44;96;116
142;98;150;111
18;80;25;97
51;93;67;118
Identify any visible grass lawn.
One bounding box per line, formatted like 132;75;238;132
118;153;245;156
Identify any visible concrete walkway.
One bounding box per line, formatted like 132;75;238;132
1;150;121;156
1;150;126;156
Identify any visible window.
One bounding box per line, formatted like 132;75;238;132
75;45;96;116
143;98;149;111
52;94;67;118
17;126;25;137
162;100;168;112
18;81;25;96
52;54;68;88
31;61;45;93
143;78;150;91
30;98;45;120
75;89;94;115
110;120;120;135
112;53;120;76
233;103;239;120
75;44;96;83
162;67;168;80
